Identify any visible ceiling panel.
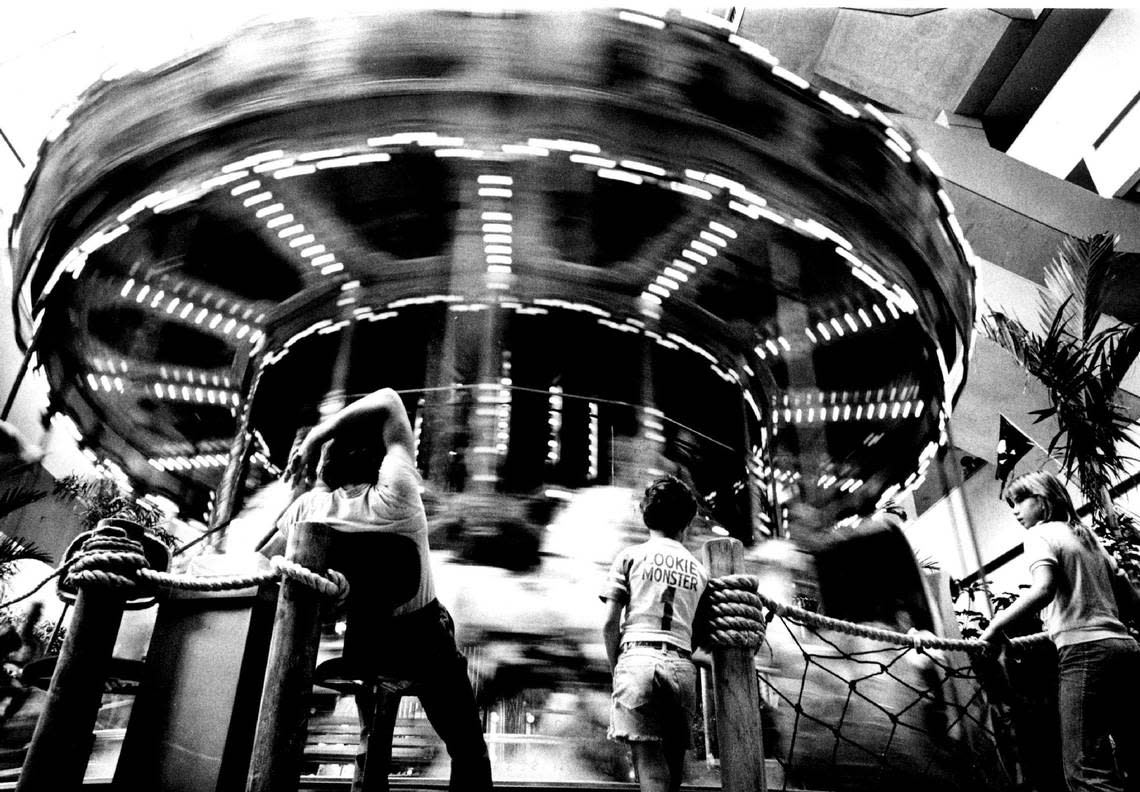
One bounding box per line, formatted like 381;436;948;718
815;8;1011;117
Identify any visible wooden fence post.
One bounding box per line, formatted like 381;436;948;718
705;537;766;792
245;521;332;792
16;588;125;791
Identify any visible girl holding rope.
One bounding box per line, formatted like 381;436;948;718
981;471;1140;792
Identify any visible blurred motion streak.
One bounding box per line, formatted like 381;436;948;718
4;9;990;789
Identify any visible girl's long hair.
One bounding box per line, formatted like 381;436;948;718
1004;470;1095;548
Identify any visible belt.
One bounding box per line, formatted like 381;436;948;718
623;641;691;658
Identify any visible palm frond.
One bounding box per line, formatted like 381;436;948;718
1060;392;1135;500
0;533;51;567
54;473;163;531
1101;324;1140;396
995;231;1139;545
1040;233;1119;342
1040;256;1085;342
1074;233;1119;340
1034;310;1091;394
0;486;47;521
980;312;1042;376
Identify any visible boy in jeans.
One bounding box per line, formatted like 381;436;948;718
600;477;709;792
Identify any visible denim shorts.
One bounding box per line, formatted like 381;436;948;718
608;645;698;745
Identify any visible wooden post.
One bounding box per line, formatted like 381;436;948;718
17;588;126;791
245;521;332;792
705;537;766;792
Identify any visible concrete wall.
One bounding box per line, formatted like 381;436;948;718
904;461;1036;592
894;112;1140;275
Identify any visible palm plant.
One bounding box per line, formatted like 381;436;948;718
0;420;51;578
0;486;46;524
53;473;174;545
981;232;1140;536
0;533;51;581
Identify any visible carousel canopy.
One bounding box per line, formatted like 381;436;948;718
7;10;974;534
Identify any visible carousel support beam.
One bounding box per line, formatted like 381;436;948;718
16;588;126;791
208;330;261;552
706;537;767;792
245;521;332;792
2;322;43;421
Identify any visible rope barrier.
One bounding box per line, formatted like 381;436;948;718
2;538;1048;656
0;562;75;611
749;583;1050;652
0;525;349;611
270;557;349;606
691;572;1052;655
139;568;277;592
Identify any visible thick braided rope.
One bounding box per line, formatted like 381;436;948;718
0;524;350;610
139;557;348;603
271;557;349;604
139;568;277;592
707;574;767;650
64;533;151;595
52;525;350;604
753;587;1051;652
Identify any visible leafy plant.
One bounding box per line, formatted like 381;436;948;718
0;485;46;522
0;534;51;581
955;580;1035;639
1100;509;1140;575
0;483;50;590
981;233;1140;536
981;232;1140;638
53;474;175;545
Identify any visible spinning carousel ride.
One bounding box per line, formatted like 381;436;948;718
6;9;996;790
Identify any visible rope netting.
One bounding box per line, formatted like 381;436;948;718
739;586;1044;792
694;573;1030;789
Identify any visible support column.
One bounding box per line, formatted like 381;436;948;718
17;588;126;791
246;521;332;792
705;537;766;792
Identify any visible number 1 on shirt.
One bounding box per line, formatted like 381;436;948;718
661;586;676;631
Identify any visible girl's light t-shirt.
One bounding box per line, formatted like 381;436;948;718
1025;520;1129;647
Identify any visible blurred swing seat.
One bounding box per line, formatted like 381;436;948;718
308;658;438;784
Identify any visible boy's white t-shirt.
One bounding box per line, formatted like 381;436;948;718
600;535;708;650
276;451;435;616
